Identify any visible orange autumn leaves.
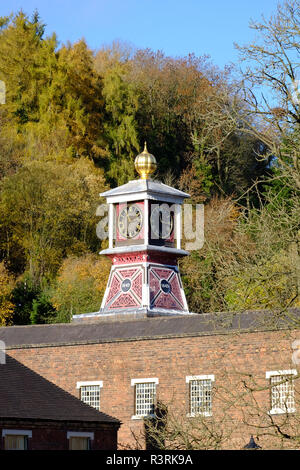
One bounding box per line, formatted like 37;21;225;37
0;262;15;325
51;254;111;322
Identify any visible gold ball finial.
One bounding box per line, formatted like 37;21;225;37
134;142;157;180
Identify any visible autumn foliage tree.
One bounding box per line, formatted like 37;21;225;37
51;254;111;322
0;262;15;325
0;158;108;285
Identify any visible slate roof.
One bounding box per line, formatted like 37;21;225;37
0;309;299;350
0;354;120;424
100;178;190;199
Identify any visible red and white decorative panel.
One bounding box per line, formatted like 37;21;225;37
102;266;144;310
149;265;186;311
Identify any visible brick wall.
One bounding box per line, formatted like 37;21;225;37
6;327;300;449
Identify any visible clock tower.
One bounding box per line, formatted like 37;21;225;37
99;144;191;318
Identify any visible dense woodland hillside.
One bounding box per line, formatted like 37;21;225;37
0;2;299;325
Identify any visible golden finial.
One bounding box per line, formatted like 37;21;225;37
134;141;157;180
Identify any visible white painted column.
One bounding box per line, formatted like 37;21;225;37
142;262;150;308
143;199;149;308
175;203;181;250
108;203;114;249
144;199;149;246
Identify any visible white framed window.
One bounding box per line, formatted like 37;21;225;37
266;370;297;415
67;431;94;450
76;381;103;410
2;430;32;450
186;375;215;417
131;378;159;419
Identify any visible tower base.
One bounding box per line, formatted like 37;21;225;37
72;307;195;323
99;251;189;314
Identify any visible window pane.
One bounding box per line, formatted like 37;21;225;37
135;382;156;416
190;379;212;415
69;437;89;450
270;375;295;412
80;385;100;410
5;435;26;450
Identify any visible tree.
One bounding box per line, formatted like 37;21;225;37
40;39;106;161
179;185;300;316
0;11;50;124
222;190;300;313
10;275;40;325
0;261;15;325
235;0;300;191
0;12;107;171
50;253;111;322
180;197;245;313
10;274;56;325
101;60;140;185
30;289;56;324
130;50;213;180
179;1;300;317
0;158;108;284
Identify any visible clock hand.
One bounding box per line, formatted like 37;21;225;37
127;212;139;219
127;216;140;224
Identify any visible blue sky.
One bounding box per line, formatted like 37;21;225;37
0;0;279;68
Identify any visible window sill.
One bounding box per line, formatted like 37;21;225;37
187;412;212;418
131;414;155;420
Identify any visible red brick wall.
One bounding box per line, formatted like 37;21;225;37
6;328;300;449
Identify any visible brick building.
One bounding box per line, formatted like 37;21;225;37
1;309;300;449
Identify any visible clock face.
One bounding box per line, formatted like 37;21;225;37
150;204;174;239
117;204;143;239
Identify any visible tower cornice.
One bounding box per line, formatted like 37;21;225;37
100;245;189;258
100;179;190;203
